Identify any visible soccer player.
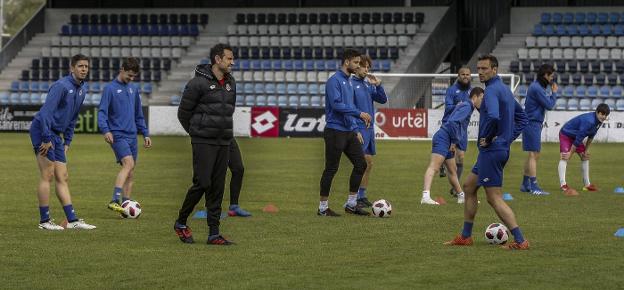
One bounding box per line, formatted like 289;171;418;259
422;87;484;205
445;55;529;250
98;57;152;214
29;54;96;230
226;139;251;217
558;104;609;195
521;64;558;195
174;44;236;245
440;67;472;192
351;54;387;207
318;48;372;217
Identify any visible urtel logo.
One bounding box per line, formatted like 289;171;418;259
252;110;278;134
375;111;426;128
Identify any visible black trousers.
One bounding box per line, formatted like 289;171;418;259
228;139;244;205
177;143;229;236
320;128;367;196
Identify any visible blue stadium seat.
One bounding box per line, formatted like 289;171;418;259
261;60;272;71
10;81;19;92
314;60;326;71
243;83;254;94
576;85;587;97
277;96;288;107
20;81;30;92
299;96;310;107
250;60;261;71
9;93;19;104
604;98;616;109
244;95;255;106
540;13;551;25
578;24;589;36
567;98;579;110
19;93;30;104
591;98;603;109
0;92;8;105
599;85;611;97
325;60;338;71
552;13;563;25
91;82;101;93
265;83;276;94
82;94;93;105
543;25;555;36
579;98;591;110
533;24;543;36
310;96;321;107
235;95;244;106
612;86;623;97
276;83;286;95
609;12;620;24
255;95;267;106
575;12;586;24
590;24;601;35
555;98;567;110
254;83;265;95
587;12;597;24
308;83;319;95
288;95;299;107
563;12;574;25
286;83;297;94
239;60;250;70
616;99;624;111
297;83;308;95
266;95;277;106
563;85;575;97
170;95;181;106
381;60;391;72
283;60;293;71
293;60;304;71
587;85;599;97
598;12;608;24
92;93;102;105
272;59;282;70
304;60;315;71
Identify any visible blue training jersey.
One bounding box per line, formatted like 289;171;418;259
442;82;471;123
479;75;528;152
324;70;360;132
441;101;474;146
33;74;87;146
560;112;603;146
524;80;557;123
98;78;149;137
351;76;387;129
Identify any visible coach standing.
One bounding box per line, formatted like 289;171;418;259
318;48;372;217
174;44;236;245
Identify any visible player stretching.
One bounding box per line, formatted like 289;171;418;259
445;55;529;250
98;57;152;214
558;104;609;195
422;87;484;205
521;64;557;195
29;54;96;230
351;54;387;207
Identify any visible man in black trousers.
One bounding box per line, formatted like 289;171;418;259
226;139;252;217
174;43;236;245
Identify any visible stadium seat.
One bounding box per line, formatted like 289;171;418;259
555;98;567;110
288;95;299;107
604;98;616;109
616;99;624;111
567;98;579;110
0;92;8;105
579;98;591;110
277;96;288;106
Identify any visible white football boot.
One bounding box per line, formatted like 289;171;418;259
66;219;97;230
38;220;65;231
420;197;440;205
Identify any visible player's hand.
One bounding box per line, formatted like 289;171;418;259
367;74;381;86
104;132;114;144
449;144;456;153
551;83;558;93
144;137;152;148
38;142;53;156
479;138;489;148
356;132;364;144
64;145;69;155
581;151;590;161
360;112;372;128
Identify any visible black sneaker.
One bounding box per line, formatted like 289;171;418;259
449;188;458;198
207;235;234;245
439;165;447;177
345;205;370;216
357;197;373;207
317;208;341;217
174;222;194;244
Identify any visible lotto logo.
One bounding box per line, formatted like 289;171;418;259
252;111;277;134
251;107;280;137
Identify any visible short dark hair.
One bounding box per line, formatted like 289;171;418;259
360;54;373;68
596;103;611;115
70;54;89;67
341;48;361;65
477;54;498;68
537;63;554;78
457;66;471;74
121;57;140;73
469;87;484;98
210;43;233;64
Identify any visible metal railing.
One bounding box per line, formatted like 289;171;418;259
0;3;46;73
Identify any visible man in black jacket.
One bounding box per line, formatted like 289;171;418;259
174;43;236;245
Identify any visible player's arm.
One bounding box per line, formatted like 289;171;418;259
512;100;528;140
447;105;470;145
481;90;500;143
63;103;81;148
369;84;388;104
134;89;151;148
98;85;113;143
534;85;557;110
38;83;65;144
327;79;361;117
178;79;200;134
443;87;456;119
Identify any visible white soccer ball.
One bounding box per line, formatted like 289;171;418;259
371;199;392;218
121;200;142;219
484;223;509;244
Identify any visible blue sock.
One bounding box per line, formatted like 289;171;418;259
510;227;525;244
357;188;366;199
39;206;50;223
522;175;530;186
112;187;122;203
122;197;130;203
229;204;239;210
461;221;473;238
63;204;77;222
529;176;537;185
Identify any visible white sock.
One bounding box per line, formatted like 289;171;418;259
581;160;591;186
319;200;328;212
558;160;568;186
457;191;465;198
346;194;357;208
422;190;431;200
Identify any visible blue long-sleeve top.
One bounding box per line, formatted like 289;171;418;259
524;80;557;123
560;112;603;147
479;75;528;152
441;100;474;145
325;70;361;132
33;74;87;146
442;82;471;123
351;76;387;129
98;78;149;137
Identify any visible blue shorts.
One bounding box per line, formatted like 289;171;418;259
431;129;455;160
29;119;66;163
471;150;509;187
522;121;543;152
110;135;138;164
359;128;376;155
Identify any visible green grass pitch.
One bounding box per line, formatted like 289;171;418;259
1;133;623;289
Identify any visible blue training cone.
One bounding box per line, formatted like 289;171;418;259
614;187;624;194
502;192;513;201
193;210;207;219
615;228;624;237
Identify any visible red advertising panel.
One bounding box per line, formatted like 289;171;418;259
250;106;280;137
374;108;428;138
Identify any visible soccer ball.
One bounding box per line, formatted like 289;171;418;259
484;223;509;244
121;200;142;219
371;199;392;218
